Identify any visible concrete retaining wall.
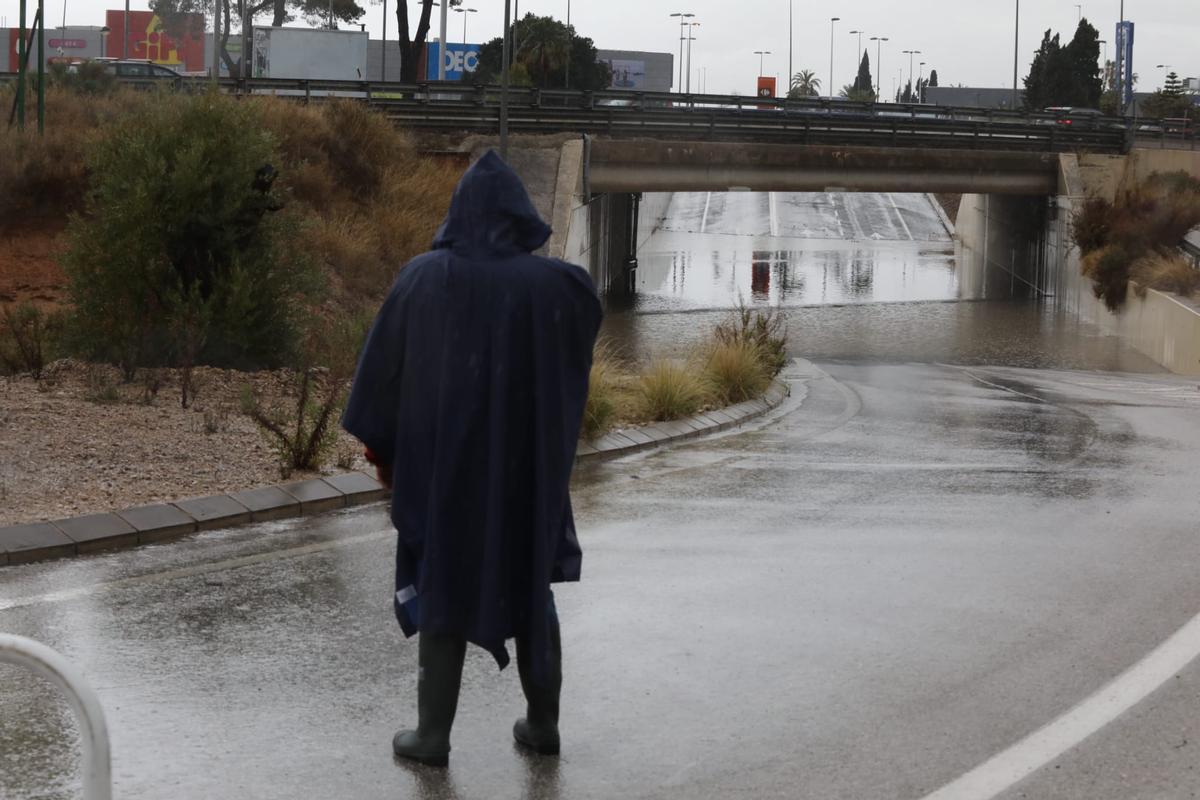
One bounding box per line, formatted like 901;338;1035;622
1054;152;1200;375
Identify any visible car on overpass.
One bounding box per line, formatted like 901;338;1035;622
67;58;185;88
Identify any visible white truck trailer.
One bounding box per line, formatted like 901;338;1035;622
250;26;368;82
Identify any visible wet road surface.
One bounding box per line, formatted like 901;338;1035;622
5;192;1198;798
3;361;1200;799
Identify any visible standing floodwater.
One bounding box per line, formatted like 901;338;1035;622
603;191;1163;374
634;191;956;312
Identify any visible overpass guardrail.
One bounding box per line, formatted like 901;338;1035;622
4;72;1188;153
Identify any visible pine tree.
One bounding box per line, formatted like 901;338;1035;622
854;51;873;95
928;69;938;87
1064;19;1102;108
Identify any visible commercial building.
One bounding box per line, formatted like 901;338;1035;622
2;26;107;71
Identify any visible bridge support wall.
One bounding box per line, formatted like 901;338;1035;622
954;193;1054;301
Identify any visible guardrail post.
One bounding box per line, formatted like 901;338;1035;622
304;80;311;105
0;634;111;800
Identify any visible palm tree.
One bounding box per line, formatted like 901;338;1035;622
515;15;570;86
788;69;821;99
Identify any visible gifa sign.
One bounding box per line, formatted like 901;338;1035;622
426;42;481;81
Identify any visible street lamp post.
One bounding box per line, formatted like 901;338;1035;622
1012;0;1019;110
918;60;925;102
902;49;920;102
563;0;570;89
1075;4;1081;23
453;7;476;45
870;36;888;98
669;12;694;93
829;17;839;99
437;0;448;80
381;0;387;80
500;0;511;157
788;0;793;94
754;49;770;77
685;21;698;94
849;30;864;92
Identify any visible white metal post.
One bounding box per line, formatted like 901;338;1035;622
437;0;448;80
0;634;111;800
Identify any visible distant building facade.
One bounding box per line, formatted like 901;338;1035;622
3;26;107;71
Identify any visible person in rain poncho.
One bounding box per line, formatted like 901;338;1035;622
342;151;602;767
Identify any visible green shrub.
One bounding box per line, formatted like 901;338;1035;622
0;302;60;378
581;342;620;440
636;360;708;421
1072;172;1200;309
48;61;117;95
241;313;370;477
62;91;318;393
1131;251;1200;298
705;339;771;405
1071;196;1112;254
1081;246;1133;311
713;301;789;377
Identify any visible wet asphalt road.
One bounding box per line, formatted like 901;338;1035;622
3;360;1200;799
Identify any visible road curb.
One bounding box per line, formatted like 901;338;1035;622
576;378;791;463
0;380;789;566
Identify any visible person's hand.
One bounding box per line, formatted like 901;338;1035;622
363;447;393;490
375;462;393;490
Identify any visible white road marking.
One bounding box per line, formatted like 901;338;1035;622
768;192;780;237
889;194;915;241
700;191;712;234
921;607;1200;800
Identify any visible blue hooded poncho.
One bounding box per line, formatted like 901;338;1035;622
342;151;602;669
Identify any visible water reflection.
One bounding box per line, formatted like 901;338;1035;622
636;236;956;312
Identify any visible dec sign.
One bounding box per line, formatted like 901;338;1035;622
426;42;481;81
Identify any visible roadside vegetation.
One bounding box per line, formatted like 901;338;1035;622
1071;171;1200;310
582;305;788;440
0;84;459;476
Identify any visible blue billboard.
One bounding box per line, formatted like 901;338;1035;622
426;42;482;81
1115;21;1134;109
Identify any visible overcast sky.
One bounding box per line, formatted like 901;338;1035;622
3;0;1196;94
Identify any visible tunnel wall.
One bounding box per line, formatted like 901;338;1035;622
561;190;674;297
954;193;1054;300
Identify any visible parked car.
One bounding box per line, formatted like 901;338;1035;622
69;59;184;88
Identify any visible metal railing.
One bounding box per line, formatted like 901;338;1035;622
0;634;112;800
3;72;1190;153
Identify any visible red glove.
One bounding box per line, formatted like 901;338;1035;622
363;447;393;490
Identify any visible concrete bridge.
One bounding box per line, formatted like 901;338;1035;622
585;140;1062;195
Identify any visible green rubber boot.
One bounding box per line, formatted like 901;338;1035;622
393;634;467;767
513;618;562;755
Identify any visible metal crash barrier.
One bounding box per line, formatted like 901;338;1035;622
0;634;112;800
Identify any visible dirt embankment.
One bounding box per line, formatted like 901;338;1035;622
0;229;68;307
934;193;961;226
0;361;366;527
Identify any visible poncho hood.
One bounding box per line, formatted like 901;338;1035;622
432;150;553;256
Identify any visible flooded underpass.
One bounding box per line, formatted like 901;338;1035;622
602;191;1164;374
5;190;1200;800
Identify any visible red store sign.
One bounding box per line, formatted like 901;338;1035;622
48;38;88;49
